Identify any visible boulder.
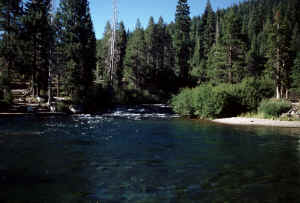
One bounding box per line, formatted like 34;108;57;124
69;105;84;114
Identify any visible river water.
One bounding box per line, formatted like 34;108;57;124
1;111;300;202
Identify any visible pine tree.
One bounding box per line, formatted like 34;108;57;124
190;0;215;84
291;53;300;94
145;16;158;81
174;0;191;86
22;0;53;96
206;8;246;84
123;19;147;89
266;7;292;99
56;0;96;103
115;21;127;87
206;39;227;84
221;8;246;83
156;16;177;94
201;0;216;59
96;21;112;81
0;0;23;97
156;16;166;73
246;35;266;77
190;35;206;83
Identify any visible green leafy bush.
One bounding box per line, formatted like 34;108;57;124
171;85;238;118
192;85;237;118
229;77;274;112
171;77;274;119
171;88;194;116
258;99;291;117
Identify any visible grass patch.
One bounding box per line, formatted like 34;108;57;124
240;112;273;119
258;99;291;117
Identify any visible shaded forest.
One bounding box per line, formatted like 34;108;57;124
1;0;300;115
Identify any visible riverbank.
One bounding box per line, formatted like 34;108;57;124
213;117;300;128
0;112;68;117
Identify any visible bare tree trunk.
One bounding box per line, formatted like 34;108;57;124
276;47;281;99
32;74;36;97
57;75;60;97
276;85;281;99
33;34;37;97
228;45;233;84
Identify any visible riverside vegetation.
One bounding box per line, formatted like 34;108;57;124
1;0;300;117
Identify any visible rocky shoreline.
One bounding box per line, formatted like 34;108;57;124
213;117;300;128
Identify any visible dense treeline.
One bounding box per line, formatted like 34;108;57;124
1;0;300;114
0;0;96;110
96;0;300;116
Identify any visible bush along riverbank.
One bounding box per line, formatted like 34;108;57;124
170;77;274;119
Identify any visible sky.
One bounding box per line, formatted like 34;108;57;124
86;0;243;39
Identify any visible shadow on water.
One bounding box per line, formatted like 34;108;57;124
1;116;300;202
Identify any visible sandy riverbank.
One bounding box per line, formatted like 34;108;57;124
213;117;300;128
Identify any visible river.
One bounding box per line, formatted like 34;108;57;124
1;110;300;202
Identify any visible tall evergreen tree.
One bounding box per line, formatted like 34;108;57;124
174;0;191;86
156;16;177;94
191;0;216;84
22;0;53;96
96;21;112;81
123;19;147;89
115;21;127;87
222;8;246;83
266;7;292;99
0;0;23;97
145;16;158;81
201;0;216;59
56;0;96;103
291;53;300;94
206;38;227;83
207;8;246;84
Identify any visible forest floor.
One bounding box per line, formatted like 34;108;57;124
213;117;300;128
0;88;66;116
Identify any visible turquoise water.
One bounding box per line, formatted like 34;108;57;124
1;115;300;202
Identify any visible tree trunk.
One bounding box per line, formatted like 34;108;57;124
32;74;36;97
33;34;37;97
57;75;60;97
228;45;233;84
276;84;281;99
276;47;281;99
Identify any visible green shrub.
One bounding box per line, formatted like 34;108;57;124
258;99;291;117
192;85;237;118
170;77;275;119
171;85;239;118
227;77;274;111
171;88;194;116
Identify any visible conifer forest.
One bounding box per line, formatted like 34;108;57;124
1;0;300;117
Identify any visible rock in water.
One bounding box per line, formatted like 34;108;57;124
69;105;83;114
36;96;45;103
50;105;56;112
